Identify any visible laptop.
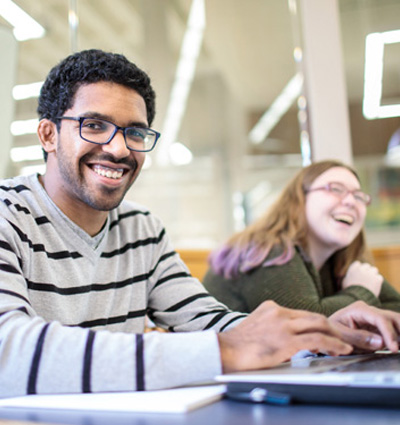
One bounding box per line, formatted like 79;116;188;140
216;351;400;407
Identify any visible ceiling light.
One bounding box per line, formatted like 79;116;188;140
300;130;311;166
10;145;43;162
12;81;43;100
10;118;38;136
20;164;46;176
363;29;400;120
249;73;303;144
0;0;45;41
157;0;205;166
169;142;193;166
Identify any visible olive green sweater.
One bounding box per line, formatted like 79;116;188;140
203;246;400;315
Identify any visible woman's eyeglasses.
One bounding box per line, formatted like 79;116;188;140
306;182;371;206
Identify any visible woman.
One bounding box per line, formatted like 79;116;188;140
203;160;400;315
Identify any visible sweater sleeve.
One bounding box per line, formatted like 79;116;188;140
142;217;246;333
203;250;387;316
0;214;244;398
203;268;252;313
377;279;400;312
0;308;223;397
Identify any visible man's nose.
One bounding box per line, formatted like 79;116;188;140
101;129;130;158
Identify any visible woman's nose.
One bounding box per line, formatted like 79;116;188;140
341;191;358;206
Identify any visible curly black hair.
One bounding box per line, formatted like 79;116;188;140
37;49;156;126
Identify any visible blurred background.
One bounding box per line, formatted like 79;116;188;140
1;0;400;250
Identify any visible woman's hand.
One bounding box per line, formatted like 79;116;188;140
342;261;383;297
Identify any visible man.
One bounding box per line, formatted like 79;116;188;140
0;49;399;398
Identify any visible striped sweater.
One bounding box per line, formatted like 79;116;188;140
0;174;245;398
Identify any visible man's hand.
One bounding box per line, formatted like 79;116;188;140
329;301;400;353
218;301;352;373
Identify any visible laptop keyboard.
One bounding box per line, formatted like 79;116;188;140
333;352;400;373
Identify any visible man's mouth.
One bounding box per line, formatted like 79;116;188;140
92;164;125;180
332;214;354;225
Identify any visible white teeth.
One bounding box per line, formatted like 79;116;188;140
333;214;354;225
93;166;124;180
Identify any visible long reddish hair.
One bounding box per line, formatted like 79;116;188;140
209;160;368;279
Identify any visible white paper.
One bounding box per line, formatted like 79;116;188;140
0;385;226;414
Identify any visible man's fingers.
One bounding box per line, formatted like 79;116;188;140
368;317;399;352
294;332;352;357
329;302;400;352
350;313;399;352
381;310;400;335
334;323;384;352
289;314;342;339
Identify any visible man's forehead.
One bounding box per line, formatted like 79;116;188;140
68;81;148;123
72;81;144;102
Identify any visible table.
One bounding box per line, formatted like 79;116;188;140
0;398;399;425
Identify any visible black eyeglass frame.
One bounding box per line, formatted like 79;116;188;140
55;116;161;152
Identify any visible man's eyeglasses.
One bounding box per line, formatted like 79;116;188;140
306;182;371;206
56;116;161;152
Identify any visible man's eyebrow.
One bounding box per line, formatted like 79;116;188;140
80;112;148;127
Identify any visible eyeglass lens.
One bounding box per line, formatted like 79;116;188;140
329;182;370;205
80;118;156;151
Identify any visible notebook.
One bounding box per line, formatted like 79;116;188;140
0;385;226;414
216;351;400;407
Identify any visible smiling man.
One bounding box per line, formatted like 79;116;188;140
0;50;400;398
39;82;149;235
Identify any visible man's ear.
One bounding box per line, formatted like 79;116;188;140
37;119;58;154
